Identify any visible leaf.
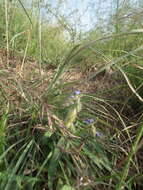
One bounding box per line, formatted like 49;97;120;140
60;184;75;190
48;137;66;189
5;140;33;190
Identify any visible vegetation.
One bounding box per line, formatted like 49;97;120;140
0;0;143;189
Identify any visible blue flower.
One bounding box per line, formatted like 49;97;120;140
73;90;81;95
96;131;104;138
69;90;81;98
83;118;94;124
70;95;75;98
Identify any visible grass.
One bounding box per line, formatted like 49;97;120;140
0;0;143;190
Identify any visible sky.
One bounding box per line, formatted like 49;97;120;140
43;0;114;31
24;0;140;32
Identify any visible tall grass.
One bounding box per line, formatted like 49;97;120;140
0;0;143;189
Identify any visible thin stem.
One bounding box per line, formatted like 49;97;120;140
4;0;9;67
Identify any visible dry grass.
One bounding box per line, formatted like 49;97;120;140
0;49;143;190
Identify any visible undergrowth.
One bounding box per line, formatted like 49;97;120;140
0;0;143;190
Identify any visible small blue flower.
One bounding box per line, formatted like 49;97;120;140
69;90;81;98
73;90;81;95
83;118;94;124
70;95;75;98
96;131;104;138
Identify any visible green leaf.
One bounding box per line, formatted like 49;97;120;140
60;184;75;190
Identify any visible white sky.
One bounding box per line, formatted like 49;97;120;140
44;0;113;31
39;0;140;32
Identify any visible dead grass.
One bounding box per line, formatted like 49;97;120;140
0;49;53;103
0;49;143;189
0;48;124;96
0;49;138;120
